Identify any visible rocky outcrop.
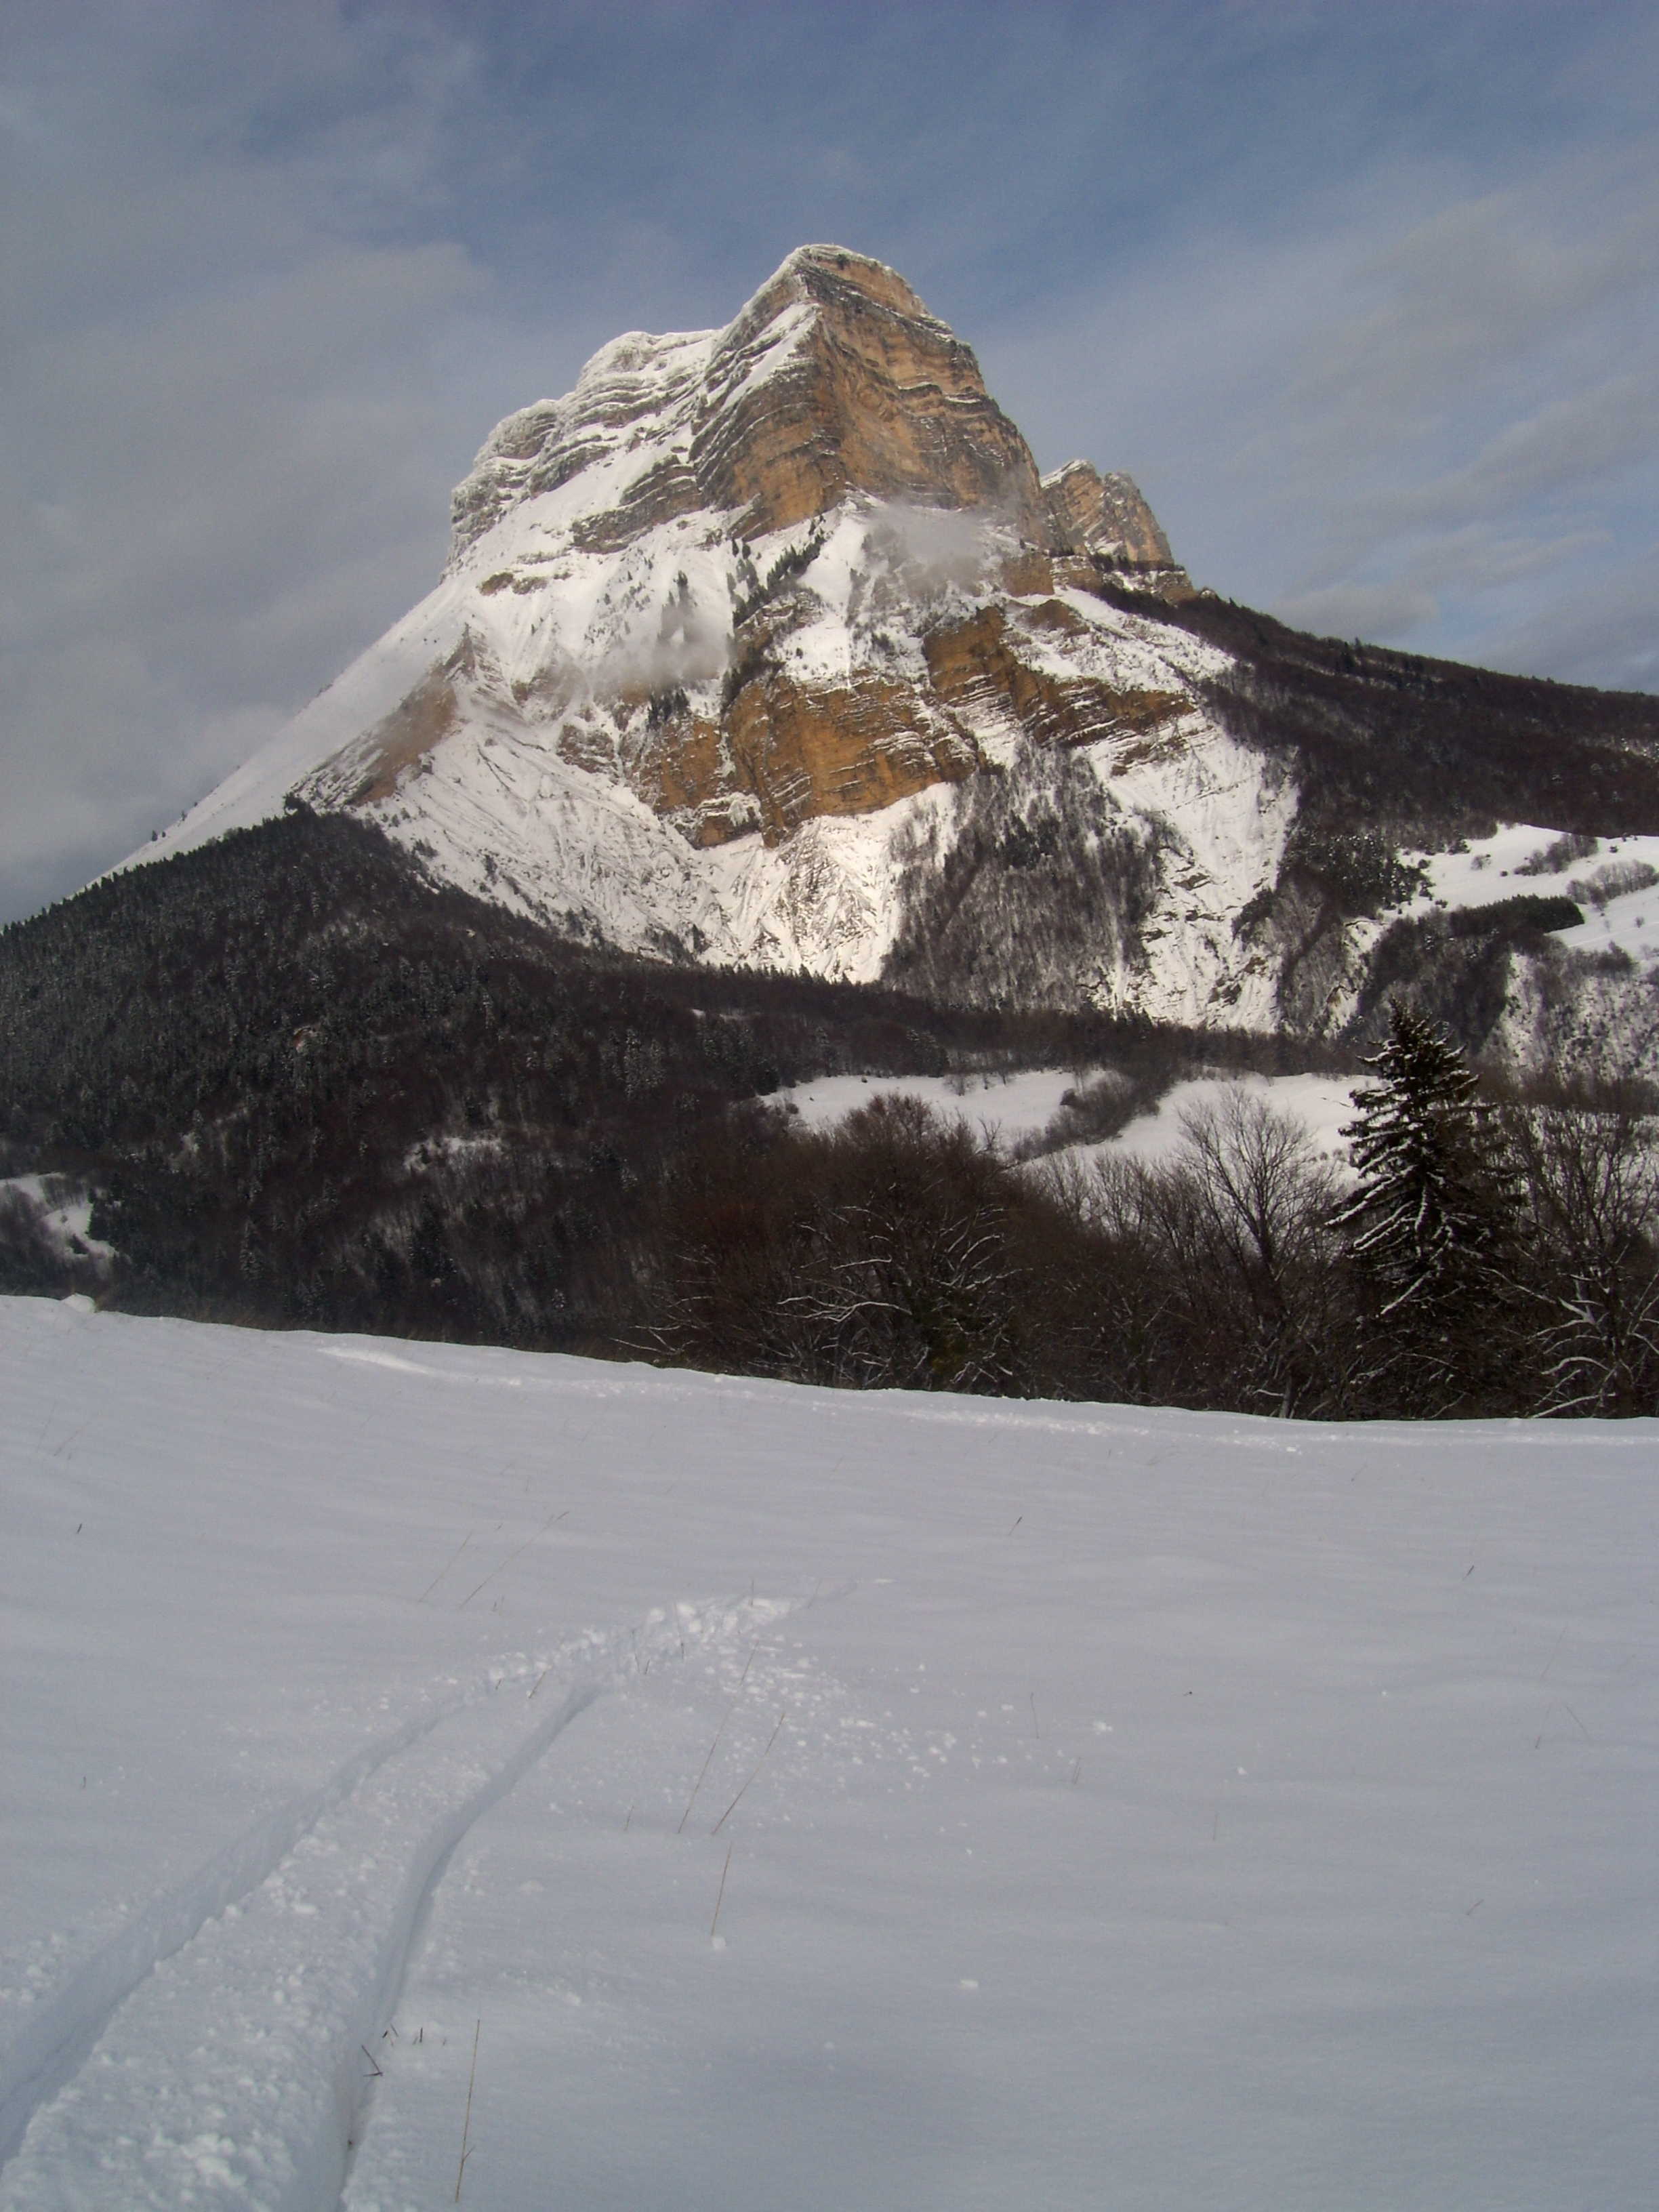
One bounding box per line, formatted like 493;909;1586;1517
1042;461;1194;598
451;247;1053;562
922;605;1187;760
695;249;1048;544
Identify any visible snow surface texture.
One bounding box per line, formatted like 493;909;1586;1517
3;1295;1656;2209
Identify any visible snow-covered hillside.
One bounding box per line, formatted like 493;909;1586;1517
4;1296;1656;2209
123;496;1258;1006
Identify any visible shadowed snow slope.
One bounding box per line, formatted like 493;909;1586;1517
3;1295;1656;2209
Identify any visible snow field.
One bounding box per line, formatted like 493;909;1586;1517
1407;823;1659;963
771;1065;1365;1162
0;1176;110;1261
1552;861;1659;960
1078;1069;1364;1162
770;1064;1097;1144
3;1296;1657;2209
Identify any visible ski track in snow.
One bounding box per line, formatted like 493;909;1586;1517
0;1596;793;2210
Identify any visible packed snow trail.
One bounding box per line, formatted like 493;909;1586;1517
0;1655;524;2169
0;1601;788;2211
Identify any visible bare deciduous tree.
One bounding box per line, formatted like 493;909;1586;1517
1505;1095;1659;1415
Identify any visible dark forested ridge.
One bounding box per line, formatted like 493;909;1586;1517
7;805;1656;1420
1125;583;1659;847
0;808;1341;1349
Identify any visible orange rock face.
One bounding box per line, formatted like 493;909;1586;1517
1042;461;1194;598
396;247;1204;857
695;251;1048;544
724;668;979;844
923;607;1186;759
628;667;979;849
453;248;1052;560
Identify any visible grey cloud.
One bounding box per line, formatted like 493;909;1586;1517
1406;526;1610;596
1367;377;1659;531
1292;169;1659;428
0;5;496;917
0;243;484;874
1271;581;1439;642
1478;544;1659;694
981;122;1658;684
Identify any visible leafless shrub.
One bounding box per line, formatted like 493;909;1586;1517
1015;1070;1145;1158
651;1094;1110;1396
1515;830;1599;877
1038;1086;1351;1414
1567;859;1659;908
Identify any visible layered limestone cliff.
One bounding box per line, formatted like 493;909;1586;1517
1041;459;1194;598
451;249;1049;559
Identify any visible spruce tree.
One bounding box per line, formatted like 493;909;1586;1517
1333;1001;1523;1414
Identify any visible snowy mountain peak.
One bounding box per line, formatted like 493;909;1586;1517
130;245;1240;1011
449;242;1052;563
120;246;1659;1071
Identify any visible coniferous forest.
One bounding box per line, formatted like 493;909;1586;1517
3;810;1657;1418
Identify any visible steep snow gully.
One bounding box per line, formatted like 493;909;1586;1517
0;1597;795;2210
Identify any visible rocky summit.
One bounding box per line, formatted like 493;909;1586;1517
128;246;1659;1070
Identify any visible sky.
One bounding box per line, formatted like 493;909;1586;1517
3;0;1656;923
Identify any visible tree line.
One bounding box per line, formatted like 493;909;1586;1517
0;807;1341;1356
5;812;1653;1416
640;1005;1659;1419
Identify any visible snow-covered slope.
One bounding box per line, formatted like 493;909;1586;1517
4;1296;1657;2209
769;1065;1364;1160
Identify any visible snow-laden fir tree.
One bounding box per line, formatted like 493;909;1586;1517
1333;1001;1523;1414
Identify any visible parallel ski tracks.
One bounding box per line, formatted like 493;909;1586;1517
0;1598;785;2211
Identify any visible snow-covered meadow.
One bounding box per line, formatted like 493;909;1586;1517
3;1294;1656;2209
1407;823;1659;968
772;1064;1364;1162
